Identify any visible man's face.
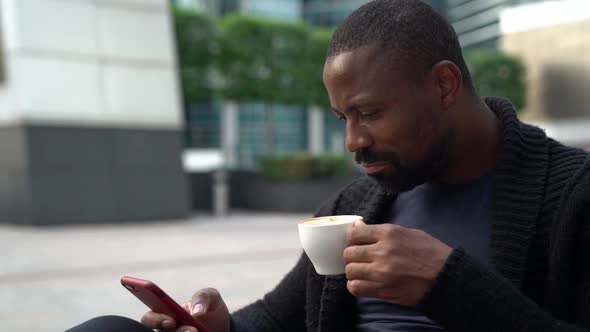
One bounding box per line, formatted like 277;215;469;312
323;46;451;193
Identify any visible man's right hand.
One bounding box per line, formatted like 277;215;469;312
140;288;231;332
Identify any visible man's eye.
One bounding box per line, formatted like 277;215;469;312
361;110;380;118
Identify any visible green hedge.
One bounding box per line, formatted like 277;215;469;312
172;10;334;108
465;50;526;110
259;153;355;181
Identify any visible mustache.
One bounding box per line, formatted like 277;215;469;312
354;149;401;165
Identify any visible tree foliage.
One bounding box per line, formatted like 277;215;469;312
173;11;529;113
173;8;219;103
303;28;334;109
217;14;309;105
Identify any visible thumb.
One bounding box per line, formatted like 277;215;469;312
190;288;218;316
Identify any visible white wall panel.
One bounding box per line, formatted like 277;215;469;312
500;0;590;34
4;0;97;55
96;0;167;8
97;7;174;62
0;0;182;128
102;65;181;126
10;55;102;122
0;87;19;124
1;0;19;52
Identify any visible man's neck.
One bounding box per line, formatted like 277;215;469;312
440;97;502;184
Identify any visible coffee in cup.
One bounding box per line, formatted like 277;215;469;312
298;215;363;275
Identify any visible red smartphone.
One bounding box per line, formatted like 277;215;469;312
121;276;209;332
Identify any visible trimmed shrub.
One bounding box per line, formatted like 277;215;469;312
259;153;354;181
465;50;526;110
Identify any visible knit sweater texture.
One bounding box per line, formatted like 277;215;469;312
230;98;590;332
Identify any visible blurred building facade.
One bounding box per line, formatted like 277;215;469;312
173;0;300;20
303;0;446;26
0;0;191;224
500;0;590;148
303;0;368;26
446;0;544;49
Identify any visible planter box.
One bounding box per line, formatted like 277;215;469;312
189;172;214;211
230;171;360;213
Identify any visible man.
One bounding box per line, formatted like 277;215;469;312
69;0;590;331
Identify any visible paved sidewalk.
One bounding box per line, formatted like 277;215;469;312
0;212;309;332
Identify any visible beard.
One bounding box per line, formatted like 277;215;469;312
354;136;450;194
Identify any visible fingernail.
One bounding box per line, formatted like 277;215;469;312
162;319;173;329
192;303;204;314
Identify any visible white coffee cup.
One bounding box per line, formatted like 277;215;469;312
298;215;363;275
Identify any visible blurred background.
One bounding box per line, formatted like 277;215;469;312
0;0;588;330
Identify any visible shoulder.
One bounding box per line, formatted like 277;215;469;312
546;139;590;188
545;139;590;224
550;146;590;252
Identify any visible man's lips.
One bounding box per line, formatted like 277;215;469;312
361;162;390;175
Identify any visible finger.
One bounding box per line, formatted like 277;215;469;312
343;244;376;263
346;279;382;298
354;219;367;227
191;287;221;316
140;311;176;330
346;219;367;243
176;325;198;332
344;262;375;281
347;224;390;246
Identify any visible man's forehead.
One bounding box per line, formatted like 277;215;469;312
325;49;409;93
325;46;378;74
324;45;402;81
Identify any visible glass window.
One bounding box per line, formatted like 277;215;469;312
238;103;307;169
184;101;221;148
323;110;346;153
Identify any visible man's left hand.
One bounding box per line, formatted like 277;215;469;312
344;220;452;307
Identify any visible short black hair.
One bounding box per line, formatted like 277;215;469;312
327;0;472;87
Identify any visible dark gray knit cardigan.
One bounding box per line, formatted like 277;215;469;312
231;98;590;332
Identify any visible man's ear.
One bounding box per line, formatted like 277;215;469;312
431;60;462;108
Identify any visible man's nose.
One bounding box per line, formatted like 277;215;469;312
345;123;372;152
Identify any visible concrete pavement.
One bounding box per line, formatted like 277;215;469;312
0;212;309;332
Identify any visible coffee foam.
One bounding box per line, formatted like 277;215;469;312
300;215;362;226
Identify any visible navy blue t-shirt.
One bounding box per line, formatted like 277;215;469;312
356;174;494;332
